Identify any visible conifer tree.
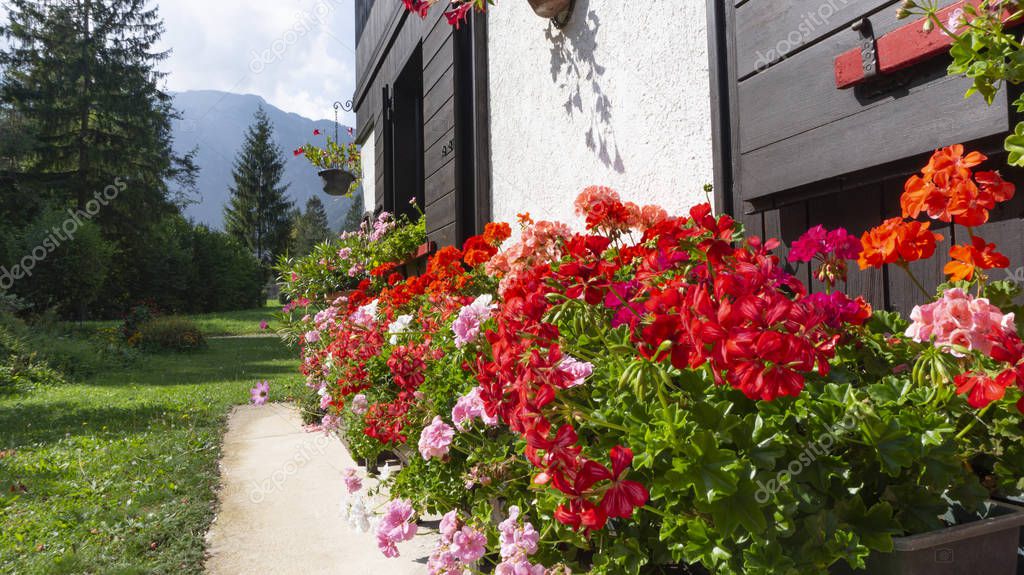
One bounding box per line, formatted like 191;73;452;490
224;107;294;268
291;195;332;256
0;0;197;223
342;190;367;233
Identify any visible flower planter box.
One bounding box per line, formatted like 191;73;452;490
317;167;356;196
831;502;1024;575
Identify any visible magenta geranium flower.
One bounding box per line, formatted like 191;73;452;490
259;320;269;330
250;381;270;406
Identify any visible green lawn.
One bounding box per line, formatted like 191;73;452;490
0;313;304;574
184;301;287;337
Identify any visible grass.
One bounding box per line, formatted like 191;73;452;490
183;301;286;337
0;309;304;574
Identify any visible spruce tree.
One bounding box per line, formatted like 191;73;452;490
0;0;197;316
292;195;332;256
224;107;294;268
0;0;197;223
342;190;367;233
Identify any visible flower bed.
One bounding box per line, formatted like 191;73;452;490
278;146;1024;574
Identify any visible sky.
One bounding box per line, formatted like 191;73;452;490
0;0;357;123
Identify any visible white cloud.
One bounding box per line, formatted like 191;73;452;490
0;0;357;123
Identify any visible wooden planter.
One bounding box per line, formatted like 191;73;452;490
527;0;571;18
831;502;1024;575
317;168;356;196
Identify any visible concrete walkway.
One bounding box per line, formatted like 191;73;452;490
204;403;436;575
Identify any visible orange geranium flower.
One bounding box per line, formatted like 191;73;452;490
901;145;1015;226
944;235;1010;282
921;144;985;180
463;236;498;266
483;222;512;247
858;217;943;270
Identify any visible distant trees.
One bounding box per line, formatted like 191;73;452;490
0;0;269;318
291;196;332;256
224;108;294;270
342;189;367;233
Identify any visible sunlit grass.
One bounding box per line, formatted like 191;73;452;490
0;330;303;574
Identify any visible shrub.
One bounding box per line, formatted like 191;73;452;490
137;316;206;352
6;211;114;318
0;313;68;393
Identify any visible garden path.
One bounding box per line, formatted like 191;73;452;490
204;403;436;574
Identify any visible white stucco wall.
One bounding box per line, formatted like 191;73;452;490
360;131;376;215
488;0;714;227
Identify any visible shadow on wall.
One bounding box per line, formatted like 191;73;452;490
545;0;625;174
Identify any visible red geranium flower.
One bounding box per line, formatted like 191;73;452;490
598;446;649;519
955;371;1010;409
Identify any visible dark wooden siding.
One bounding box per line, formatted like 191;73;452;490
709;0;1024;312
355;0;375;45
353;2;491;251
354;1;457;248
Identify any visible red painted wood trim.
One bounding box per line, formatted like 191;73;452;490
835;0;1020;89
413;241;436;259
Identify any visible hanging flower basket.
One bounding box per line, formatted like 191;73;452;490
528;0;572;19
317;167;357;197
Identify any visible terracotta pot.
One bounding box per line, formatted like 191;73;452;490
527;0;571;18
317;167;356;197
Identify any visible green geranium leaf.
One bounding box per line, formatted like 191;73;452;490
1005;122;1024;166
703;478;768;536
680;432;740;503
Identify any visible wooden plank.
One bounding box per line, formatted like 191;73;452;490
763;204;810;285
426;190;457;232
424;65;454;123
427;221;458;248
424;127;455;179
425;158;455;206
807;185;887;308
739;73;1012;200
424;95;454;152
423;11;453;66
736;0;894;79
738;2;941;155
423;41;453;95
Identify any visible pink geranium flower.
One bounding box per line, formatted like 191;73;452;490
376;499;418;558
418;416;455;460
259;320;269;330
558;355;594;388
452;295;496;348
427;511;487;575
250;381;270;405
906;288;1017;357
343;468;362;494
350;394;369;415
451;387;498;431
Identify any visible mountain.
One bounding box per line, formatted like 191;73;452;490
170;90;356;231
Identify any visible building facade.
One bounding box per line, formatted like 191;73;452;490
354;0;1024;313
